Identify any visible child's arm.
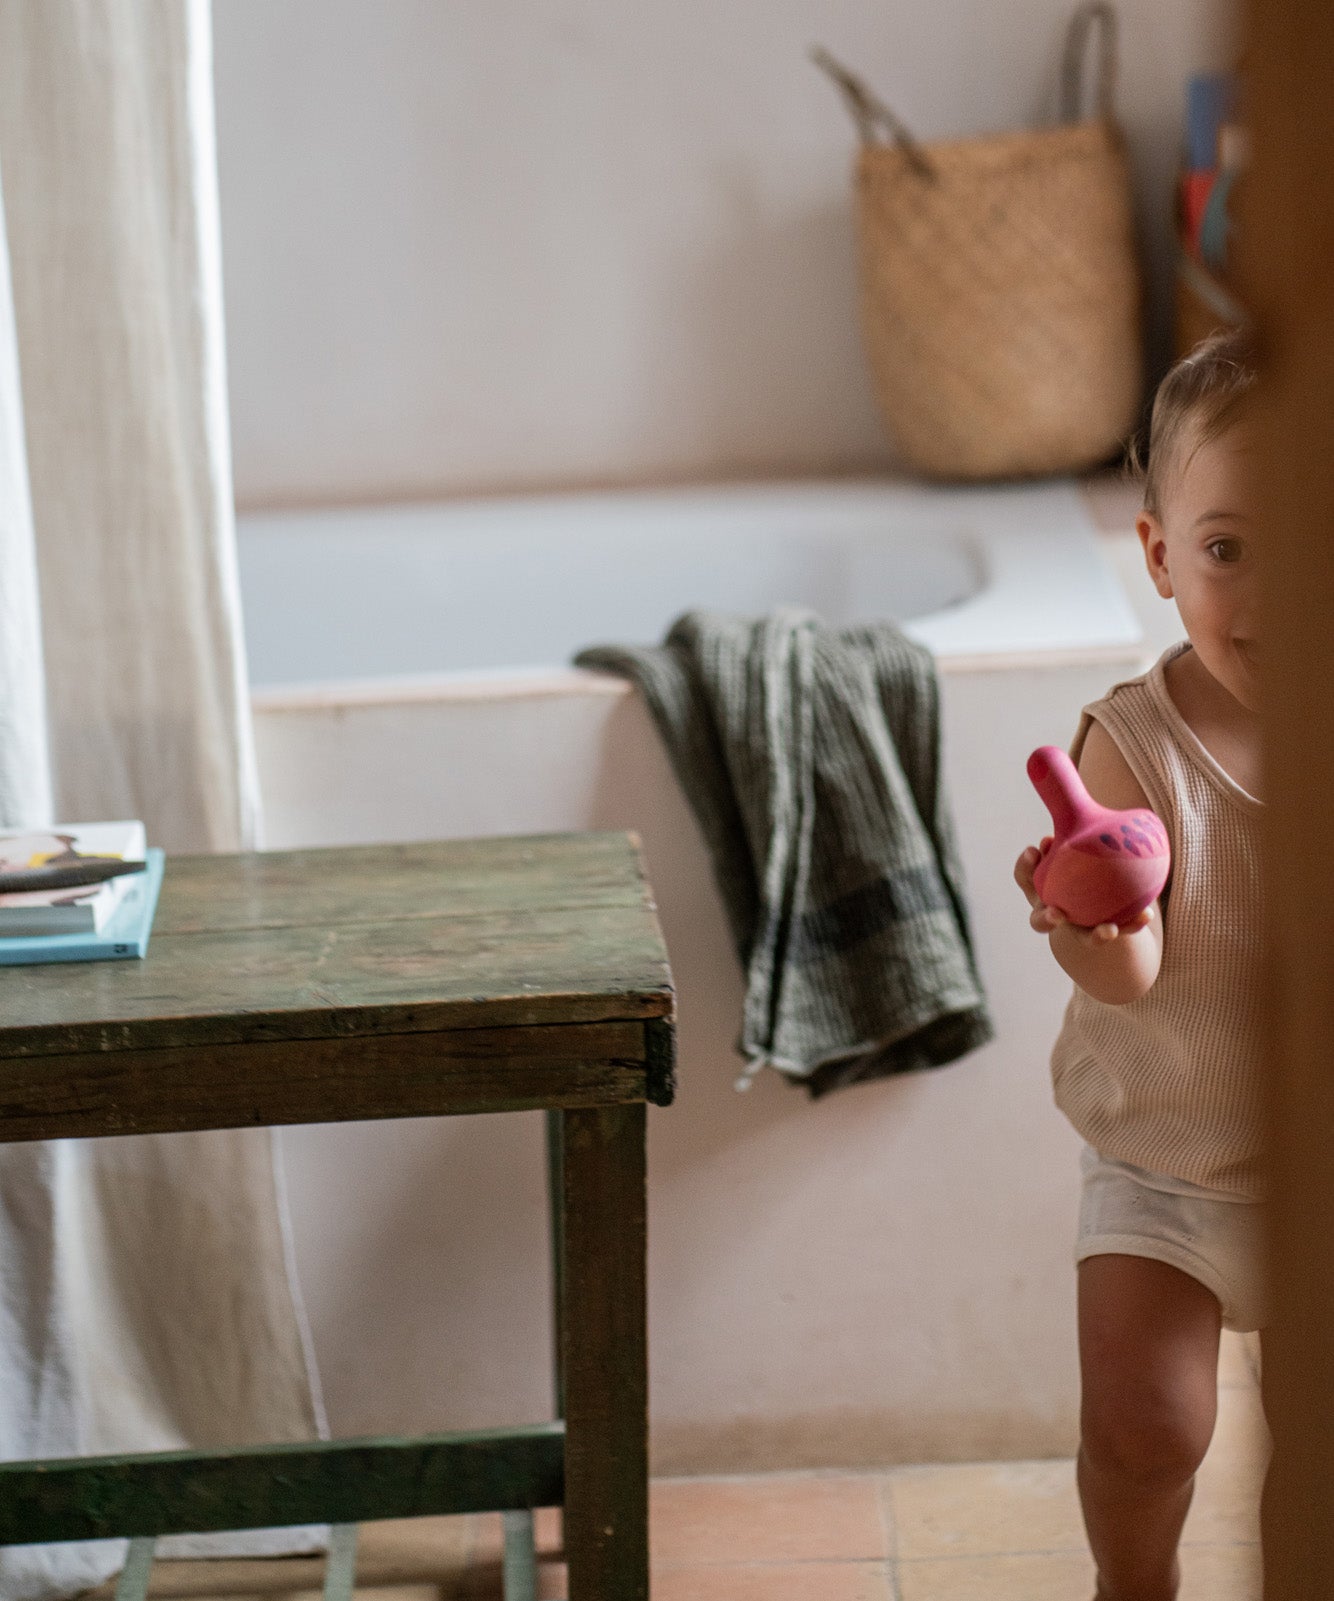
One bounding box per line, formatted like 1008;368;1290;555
1013;721;1165;1005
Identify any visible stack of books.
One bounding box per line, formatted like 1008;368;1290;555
0;822;165;966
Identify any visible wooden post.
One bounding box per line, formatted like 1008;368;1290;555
1240;0;1334;1593
560;1103;649;1601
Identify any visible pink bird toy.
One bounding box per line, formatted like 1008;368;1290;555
1027;745;1171;928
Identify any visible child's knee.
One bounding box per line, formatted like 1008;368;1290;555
1081;1393;1216;1487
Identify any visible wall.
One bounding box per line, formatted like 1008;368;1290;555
212;0;1233;512
209;0;1222;1472
260;651;1129;1471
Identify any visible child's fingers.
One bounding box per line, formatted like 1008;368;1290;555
1013;846;1043;905
1032;905;1152;943
1088;909;1154;941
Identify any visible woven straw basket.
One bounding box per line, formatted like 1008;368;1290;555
817;4;1144;480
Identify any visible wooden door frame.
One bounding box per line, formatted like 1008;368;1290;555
1243;0;1334;1593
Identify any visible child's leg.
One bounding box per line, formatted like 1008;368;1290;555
1078;1252;1222;1601
1257;1330;1275;1567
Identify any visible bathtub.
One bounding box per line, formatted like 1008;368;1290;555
238;477;1145;1471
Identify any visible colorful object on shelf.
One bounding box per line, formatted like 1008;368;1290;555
1178;169;1217;258
1198;166;1238;271
1027;746;1170;929
1177;72;1246;271
1174;68;1246;355
1185;71;1238;171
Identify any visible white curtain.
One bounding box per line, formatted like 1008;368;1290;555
0;3;325;1595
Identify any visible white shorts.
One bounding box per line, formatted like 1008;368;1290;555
1076;1144;1269;1333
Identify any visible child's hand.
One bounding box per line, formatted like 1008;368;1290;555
1014;840;1062;932
1013;842;1154;944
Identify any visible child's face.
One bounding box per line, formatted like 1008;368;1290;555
1136;419;1262;713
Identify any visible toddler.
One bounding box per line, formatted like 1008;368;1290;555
1014;329;1266;1601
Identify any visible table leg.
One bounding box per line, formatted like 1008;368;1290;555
502;1509;539;1601
560;1102;648;1601
322;1524;358;1601
546;1108;566;1420
114;1538;156;1601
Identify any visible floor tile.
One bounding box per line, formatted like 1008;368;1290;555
650;1560;893;1601
129;1581;448;1601
1185;1384;1271;1545
896;1540;1261;1601
1219;1330;1260;1389
316;1589;445;1601
897;1549;1095;1601
75;1412;1271;1601
89;1500;560;1594
114;1518;517;1601
449;1558;566;1601
648;1473;889;1566
441;1559;566;1601
1210;1379;1272;1464
535;1560;567;1601
355;1515;487;1575
1179;1541;1263;1601
888;1458;1085;1561
454;1514;564;1600
89;1556;330;1599
469;1509;563;1563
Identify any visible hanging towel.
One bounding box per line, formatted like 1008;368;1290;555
575;609;993;1095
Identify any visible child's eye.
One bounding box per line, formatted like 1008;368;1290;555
1206;537;1245;564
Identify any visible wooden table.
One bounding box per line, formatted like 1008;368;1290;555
0;832;675;1601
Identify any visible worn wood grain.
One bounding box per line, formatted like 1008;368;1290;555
0;908;672;1060
1243;0;1334;1587
643;1014;677;1106
0;1424;565;1543
0;1020;657;1143
546;1109;567;1421
153;833;659;935
0;833;673;1060
0;832;671;1567
561;1103;648;1601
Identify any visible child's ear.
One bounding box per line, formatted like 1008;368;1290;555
1136;511;1174;599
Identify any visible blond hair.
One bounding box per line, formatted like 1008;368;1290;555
1133;329;1258;517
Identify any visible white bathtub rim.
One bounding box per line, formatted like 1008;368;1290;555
247;635;1148;715
249;665;629;712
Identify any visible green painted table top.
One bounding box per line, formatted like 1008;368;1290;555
0;832;675;1140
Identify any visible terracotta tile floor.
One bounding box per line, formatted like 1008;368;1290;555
99;1331;1268;1601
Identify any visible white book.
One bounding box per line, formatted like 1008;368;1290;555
0;821;149;937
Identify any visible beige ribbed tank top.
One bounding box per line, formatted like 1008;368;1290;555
1049;642;1265;1199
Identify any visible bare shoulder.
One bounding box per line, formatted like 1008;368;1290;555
1075;719;1152;812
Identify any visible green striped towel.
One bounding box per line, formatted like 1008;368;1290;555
575;609;993;1096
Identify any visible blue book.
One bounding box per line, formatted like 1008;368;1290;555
1186;72;1237;171
0;849;165;966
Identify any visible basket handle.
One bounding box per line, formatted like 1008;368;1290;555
1060;2;1119;122
810;46;938;181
